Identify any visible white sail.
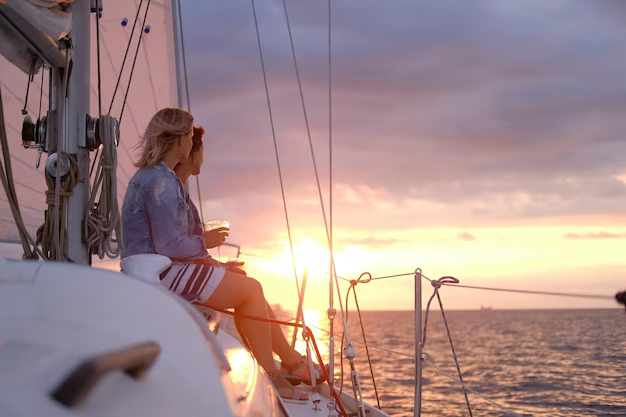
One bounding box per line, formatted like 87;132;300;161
0;0;179;254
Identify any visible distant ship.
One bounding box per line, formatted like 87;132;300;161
480;305;493;311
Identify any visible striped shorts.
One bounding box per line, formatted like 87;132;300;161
159;262;225;302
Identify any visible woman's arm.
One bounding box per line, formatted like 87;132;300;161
144;176;208;259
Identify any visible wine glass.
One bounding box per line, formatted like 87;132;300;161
204;220;229;261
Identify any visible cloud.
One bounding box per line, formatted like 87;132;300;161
338;237;400;248
457;232;476;241
182;0;626;230
564;232;626;240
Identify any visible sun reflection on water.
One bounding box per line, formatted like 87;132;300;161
286;308;331;364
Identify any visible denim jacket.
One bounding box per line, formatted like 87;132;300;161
186;191;203;237
121;162;208;260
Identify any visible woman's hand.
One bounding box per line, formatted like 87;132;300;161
223;260;247;276
203;227;229;249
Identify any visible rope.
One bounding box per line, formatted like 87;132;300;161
21;59;35;116
422;276;473;416
200;304;350;417
86;116;122;259
0;86;45;259
339;272;382;409
38;154;79;261
175;0;204;224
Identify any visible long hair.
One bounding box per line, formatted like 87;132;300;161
191;126;204;154
134;108;194;168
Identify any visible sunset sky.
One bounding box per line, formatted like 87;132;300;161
177;0;626;311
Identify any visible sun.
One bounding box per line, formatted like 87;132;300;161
271;238;330;278
292;238;330;273
270;238;375;281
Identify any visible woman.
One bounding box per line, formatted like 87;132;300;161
121;109;315;400
174;126;327;383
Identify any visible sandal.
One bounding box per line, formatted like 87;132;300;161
281;355;329;386
268;370;309;402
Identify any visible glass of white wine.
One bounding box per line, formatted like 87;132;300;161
204;220;229;261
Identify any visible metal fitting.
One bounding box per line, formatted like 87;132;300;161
86;116;99;150
344;344;356;359
21;115;47;149
45;153;70;178
327;400;338;416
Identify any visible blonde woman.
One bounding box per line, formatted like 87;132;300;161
174;126;328;384
121;108;313;400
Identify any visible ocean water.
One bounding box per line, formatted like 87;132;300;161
319;309;626;417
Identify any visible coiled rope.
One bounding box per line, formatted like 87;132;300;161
86;115;122;259
38;154;79;261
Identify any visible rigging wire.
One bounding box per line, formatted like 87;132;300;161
339;273;382;409
96;36;145;175
90;0;145;177
327;1;338;407
422;277;473;416
109;0;144;115
439;283;615;300
278;5;356;389
238;250;616;301
249;0;303;312
250;0;320;393
38;67;44;120
99;36;143;138
95;0;103;117
175;0;204;224
119;0;152;129
300;314;524;416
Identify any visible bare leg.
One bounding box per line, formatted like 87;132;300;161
265;302;327;384
203;272;306;399
265;301;302;364
204;273;275;371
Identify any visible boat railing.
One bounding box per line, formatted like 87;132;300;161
234;250;618;417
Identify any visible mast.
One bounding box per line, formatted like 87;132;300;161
170;0;185;109
64;0;91;264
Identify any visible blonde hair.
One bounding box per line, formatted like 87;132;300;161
134;108;194;168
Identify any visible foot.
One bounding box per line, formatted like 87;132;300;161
281;355;329;386
268;370;309;401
